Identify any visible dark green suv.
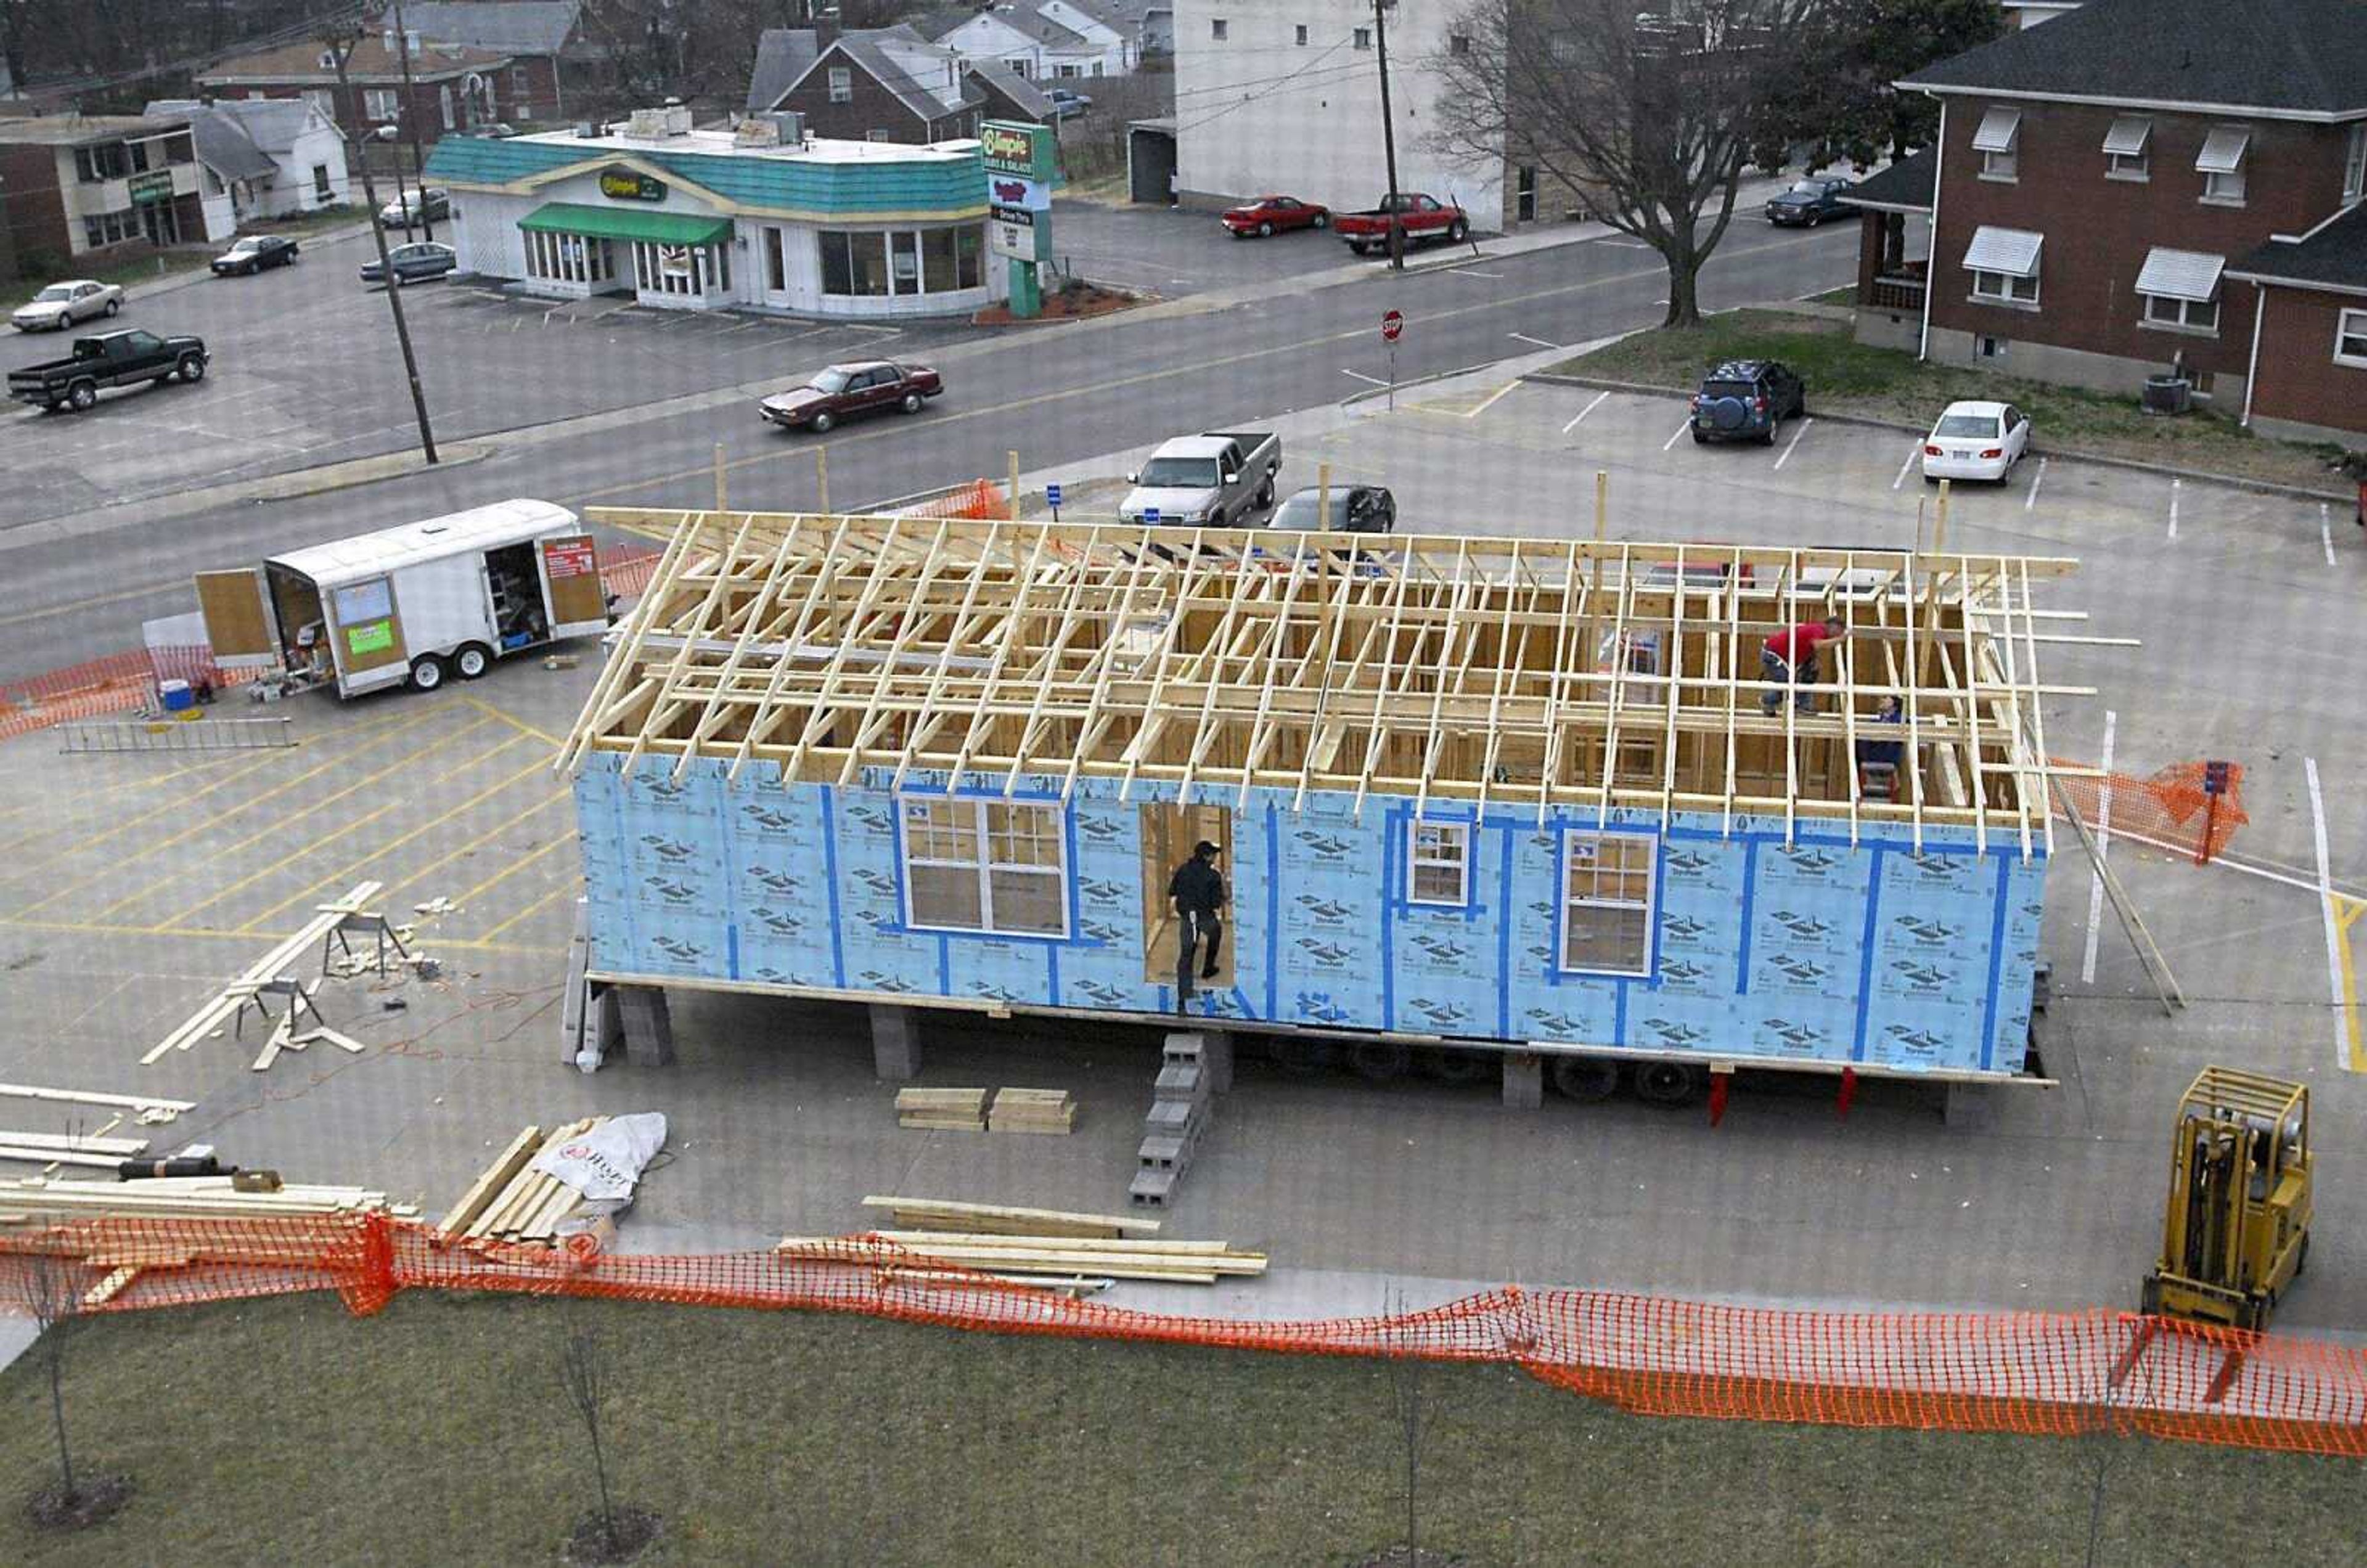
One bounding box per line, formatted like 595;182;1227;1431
1691;359;1805;446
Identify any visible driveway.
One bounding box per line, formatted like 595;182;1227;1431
1050;197;1372;296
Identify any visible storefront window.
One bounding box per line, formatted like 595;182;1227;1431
819;231;852;295
957;224;984;289
820;225;986;297
891;231;920;295
922;227;957;293
848;231;887;295
765;227;786;292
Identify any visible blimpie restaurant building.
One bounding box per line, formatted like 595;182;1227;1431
423;104;1002;316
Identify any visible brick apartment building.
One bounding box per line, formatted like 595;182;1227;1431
0;113;205;267
1871;0;2366;444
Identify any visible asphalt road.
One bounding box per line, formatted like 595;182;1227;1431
0;219;1856;679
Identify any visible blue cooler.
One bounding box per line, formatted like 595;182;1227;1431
158;679;195;713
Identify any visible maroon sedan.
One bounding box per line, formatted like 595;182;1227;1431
759;360;942;433
1220;194;1330;239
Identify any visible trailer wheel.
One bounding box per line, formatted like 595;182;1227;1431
1550;1056;1621;1103
408;653;448;692
1632;1060;1705;1108
1349;1040;1411;1081
453;643;492;680
1268;1037;1334;1077
1417;1047;1487;1084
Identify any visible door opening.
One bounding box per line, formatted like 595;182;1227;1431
483;541;549;651
1139;802;1235;988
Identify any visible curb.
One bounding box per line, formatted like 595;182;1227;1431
121;222;376;304
1518;372;2358;506
1342;359;1515;406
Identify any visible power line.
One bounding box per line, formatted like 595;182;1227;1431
1171;43;1369;135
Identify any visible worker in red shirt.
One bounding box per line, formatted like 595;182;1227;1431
1762;616;1844;716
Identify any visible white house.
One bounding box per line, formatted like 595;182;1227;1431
146;97;351;239
1172;0;1505;231
936;3;1129;81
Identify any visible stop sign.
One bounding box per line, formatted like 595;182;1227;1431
1381;309;1404;343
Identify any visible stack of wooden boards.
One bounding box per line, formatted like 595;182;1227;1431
435;1120;610;1248
0;1130;149;1169
0;1174;418;1223
1;1082;190;1127
140;881;383;1073
895;1087;1077;1134
774;1195;1268;1291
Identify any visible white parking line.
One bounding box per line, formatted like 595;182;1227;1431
1561;390;1610;434
1509;332;1562;350
2307;756;2349;1071
1446;267;1504;280
1771;416;1813;471
1341;368;1388;386
2080;709;2116;985
1662;417;1693;452
2167;477;2181;539
2324;503;2337;567
1892;445;1919;489
2024;455;2047;511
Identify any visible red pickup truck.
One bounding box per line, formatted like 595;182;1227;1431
1333;193;1469;255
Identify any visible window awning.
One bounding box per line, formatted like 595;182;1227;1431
1962;225;2043;277
1971;106;2021;153
2101;116;2151;157
518;202;732;246
2196;127;2250;173
2135;247;2225;301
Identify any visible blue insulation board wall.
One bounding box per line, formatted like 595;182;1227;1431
573;754;2047;1075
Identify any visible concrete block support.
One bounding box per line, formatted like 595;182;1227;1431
869;1003;922;1081
1201;1029;1234;1093
1502;1051;1543;1110
615;985;674;1069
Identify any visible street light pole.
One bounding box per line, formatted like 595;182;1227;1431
391;0;434;243
330;33;439;466
1372;0;1405;271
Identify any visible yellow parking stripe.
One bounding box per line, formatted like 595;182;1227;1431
380;791;569;906
0;913;560;956
439;833;574;915
2337;894;2367;1074
474;881;576;945
458;692;566;748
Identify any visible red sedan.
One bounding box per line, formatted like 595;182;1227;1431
759;360;942;434
1220;195;1330;239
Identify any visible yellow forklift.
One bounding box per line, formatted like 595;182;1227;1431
2140;1068;2312;1331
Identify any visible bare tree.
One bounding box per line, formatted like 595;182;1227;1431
12;1250;82;1508
560;1323;621;1556
1433;0;1833;327
1382;1288;1429;1566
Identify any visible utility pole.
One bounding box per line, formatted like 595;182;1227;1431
1372;0;1404;270
391;0;433;243
331;31;439;466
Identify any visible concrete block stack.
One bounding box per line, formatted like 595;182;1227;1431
1130;1032;1214;1209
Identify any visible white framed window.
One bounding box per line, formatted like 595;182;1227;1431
1449;33;1471;55
1971;105;2019;181
1210;18;1227;39
900;796;1069;937
2345;124;2365;204
363;87;399;121
2336;308;2367;369
1294;24;1307;44
1971;269;2039;305
1560;831;1656;976
828;67;852;102
2143;293;2218;332
2103;115;2149;180
1354;26;1372;48
2197;125;2249;205
1407;819;1470;907
2135;247;2223;335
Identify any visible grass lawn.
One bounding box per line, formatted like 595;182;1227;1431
2;206;368;315
1;1292;2360;1566
1555;309;2360;491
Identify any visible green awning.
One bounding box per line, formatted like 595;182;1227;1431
518;202;732;246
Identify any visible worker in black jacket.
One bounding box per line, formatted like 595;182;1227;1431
1168;839;1227;1007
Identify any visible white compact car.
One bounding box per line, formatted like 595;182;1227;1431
1921;400;2032;484
12;279;123;332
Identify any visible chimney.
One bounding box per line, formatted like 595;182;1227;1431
815;20;841;49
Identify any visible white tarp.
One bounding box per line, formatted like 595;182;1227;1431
528;1111;666;1201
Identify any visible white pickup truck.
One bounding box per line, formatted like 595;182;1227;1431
1118;430;1282;526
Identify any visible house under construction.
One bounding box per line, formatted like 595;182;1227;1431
560;511;2090;1083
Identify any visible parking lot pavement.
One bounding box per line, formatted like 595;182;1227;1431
1050;198;1373;296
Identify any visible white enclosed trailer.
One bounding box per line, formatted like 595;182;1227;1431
195;499;609;697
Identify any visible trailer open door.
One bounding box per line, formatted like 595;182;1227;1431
194;568;281;669
536;534;608;641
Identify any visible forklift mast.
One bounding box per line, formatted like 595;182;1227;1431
2146;1068;2312;1331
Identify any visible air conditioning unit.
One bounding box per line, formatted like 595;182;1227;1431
2141;374;2193;415
770;110;805;144
573;120;600;137
662;103;693;136
627;107;666;137
735;116;780;145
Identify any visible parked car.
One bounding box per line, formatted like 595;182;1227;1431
9;329;207;412
1334;192;1467;255
211;234;298;276
359;242;457;287
10;279;122;333
378;187;450;228
759;360;943;433
1764;176;1854;226
1045;88;1092;118
1690;359;1805;446
1221;194;1330;239
1119;430;1283;526
1269;484;1395;533
1921;401;2032;484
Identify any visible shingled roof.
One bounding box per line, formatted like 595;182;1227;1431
1836;147;1934;214
2228;203;2367;295
1901;0;2367;120
747;28;820;113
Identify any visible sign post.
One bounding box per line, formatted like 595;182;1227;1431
983;120;1058;320
1381;309;1404;410
1046;481;1063;523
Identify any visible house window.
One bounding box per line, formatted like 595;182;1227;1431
2344;125;2365;203
1971;105;2020;181
2196;125;2249;205
440;84;455;129
2143;294;2218;332
867;129;891;141
2102;115;2149;180
364;87;400;121
313;163;332;199
303;88;336;118
1560;831;1656;976
2335;308;2367;368
1963;225;2042;308
1450;33;1471;54
1407;820;1471;907
1977;335;2008;361
1972;270;2040;304
164;133;194;165
900;796;1068;936
1354;26;1372;48
81;207;138;247
1211;18;1227;39
73;142;131;182
1516;164;1537;221
512;65;531;105
828;67;852;102
1005;55;1031;76
128;139;149;173
1294;24;1307;44
2135;247;2224;336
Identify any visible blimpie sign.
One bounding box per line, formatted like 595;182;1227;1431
980;120;1053;181
599;167;666;202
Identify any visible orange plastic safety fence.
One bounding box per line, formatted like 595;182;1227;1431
0;645;257;742
6;1216;2363;1459
597;545;664;603
2051;759;2247;864
900;478;1008;521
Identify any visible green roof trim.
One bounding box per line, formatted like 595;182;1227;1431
425;136;989;217
520;202;732;245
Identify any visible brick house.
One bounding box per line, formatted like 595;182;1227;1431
198;35;512;145
386;3;584;123
1884;0;2366;442
0;113;205;267
750;26;1053;145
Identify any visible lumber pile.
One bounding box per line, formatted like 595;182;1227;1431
0;1083;191;1125
436;1119;607;1247
987;1088;1076;1135
780;1230;1266;1287
0;1130;148;1169
895;1088;988;1132
861;1195;1158;1239
0;1174;418;1222
141;881;383;1068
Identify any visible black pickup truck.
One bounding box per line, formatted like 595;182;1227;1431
8;329;209;413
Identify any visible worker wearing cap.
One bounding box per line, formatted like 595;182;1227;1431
1762;616;1844;717
1168;840;1228;1006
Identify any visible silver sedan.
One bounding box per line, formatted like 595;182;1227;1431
11;279;123;332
